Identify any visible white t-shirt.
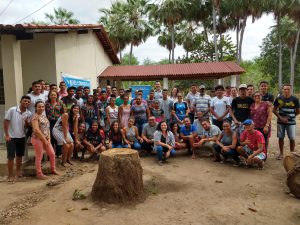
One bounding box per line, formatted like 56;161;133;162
5;106;31;138
42;90;49;101
27;92;45;114
210;96;231;119
76;98;84;108
186;92;200;108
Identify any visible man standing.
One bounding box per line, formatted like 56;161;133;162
192;85;211;121
159;89;173;124
210;85;231;130
116;88;125;106
186;84;200;123
141;116;158;153
154;81;163;100
273;84;300;160
247;84;255;97
58;81;68;98
260;81;274;103
38;79;49;100
231;84;254;126
75;88;84;108
61;87;77;112
27;81;45;114
4;96;31;183
82;86;90;104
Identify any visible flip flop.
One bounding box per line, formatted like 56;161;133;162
7;177;15;184
276;155;283;160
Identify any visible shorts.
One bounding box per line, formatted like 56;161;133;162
6;138;26;160
52;127;74;146
243;145;266;161
277;124;296;140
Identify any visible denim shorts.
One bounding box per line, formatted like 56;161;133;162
243;145;266;161
277;124;296;140
6;138;26;160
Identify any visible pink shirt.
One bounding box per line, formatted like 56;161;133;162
58;90;68;99
250;101;269;128
240;130;266;154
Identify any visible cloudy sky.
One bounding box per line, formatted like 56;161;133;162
0;0;275;63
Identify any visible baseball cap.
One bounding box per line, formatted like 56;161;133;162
199;85;206;89
239;84;247;89
243;119;254;125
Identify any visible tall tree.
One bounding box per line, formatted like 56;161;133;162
45;7;79;25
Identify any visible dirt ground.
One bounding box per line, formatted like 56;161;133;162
1;119;300;225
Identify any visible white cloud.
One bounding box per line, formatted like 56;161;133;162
0;0;276;63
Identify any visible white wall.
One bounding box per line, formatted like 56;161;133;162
54;30;113;89
21;34;57;92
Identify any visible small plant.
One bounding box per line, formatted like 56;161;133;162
72;189;87;201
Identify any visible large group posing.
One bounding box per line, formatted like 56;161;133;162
4;79;300;182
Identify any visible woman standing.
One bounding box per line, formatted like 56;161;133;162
118;94;131;128
170;87;179;103
31;101;58;179
123;117;143;150
45;91;65;157
172;92;189;126
106;95;119;128
250;91;272;147
52;105;76;166
214;120;239;163
130;95;150;135
108;121;126;148
81;95;99;129
153;121;176;165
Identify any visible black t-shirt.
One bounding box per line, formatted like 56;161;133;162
231;97;254;122
274;95;300;125
86;129;103;147
262;93;274;103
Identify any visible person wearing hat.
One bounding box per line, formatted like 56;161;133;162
237;119;266;168
61;86;78;113
192;85;211;121
230;84;254;128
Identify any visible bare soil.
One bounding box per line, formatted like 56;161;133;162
1;119;300;225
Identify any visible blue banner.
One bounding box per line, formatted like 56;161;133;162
62;74;91;89
131;85;152;100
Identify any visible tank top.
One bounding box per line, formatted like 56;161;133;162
107;106;118;121
220;131;233;146
126;126;136;142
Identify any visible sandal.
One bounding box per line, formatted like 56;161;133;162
7;176;15;184
276;154;283;160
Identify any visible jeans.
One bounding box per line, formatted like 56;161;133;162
130;140;142;151
112;143;127;148
135;119;147;136
155;145;176;161
214;144;239;161
142;142;154;152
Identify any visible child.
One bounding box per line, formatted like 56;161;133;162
150;100;165;123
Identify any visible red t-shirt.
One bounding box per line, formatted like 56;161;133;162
240;130;266;154
250;101;269;129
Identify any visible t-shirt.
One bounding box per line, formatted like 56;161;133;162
180;124;197;136
192;94;211;118
151;108;164;122
262;93;274;103
250;101;269;128
154;90;163;100
159;98;173;120
174;102;188;121
116;97;124;107
274;95;300;125
27;92;45;114
5;106;31;138
142;123;157;140
61;96;77;113
193;120;205;136
210;96;231;119
240;130;266;154
86;129;104;147
45;100;65;121
131;104;147;121
186;92;200;108
203;125;221;138
231;97;254;122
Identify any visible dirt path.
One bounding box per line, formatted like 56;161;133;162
1;120;300;225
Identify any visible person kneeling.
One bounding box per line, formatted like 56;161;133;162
153;121;176;165
237;119;266;169
108;121;127;148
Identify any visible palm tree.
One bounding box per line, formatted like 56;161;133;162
148;0;191;64
157;28;173;63
45;7;79;25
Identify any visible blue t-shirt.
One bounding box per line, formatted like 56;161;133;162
174;102;188;121
180;124;196;136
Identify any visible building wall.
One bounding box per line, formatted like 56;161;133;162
54;30;113;89
0;42;2;69
21;33;57;92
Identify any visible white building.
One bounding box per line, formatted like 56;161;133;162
0;24;120;142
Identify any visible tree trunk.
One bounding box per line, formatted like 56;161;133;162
236;20;240;63
290;47;294;91
291;27;300;93
277;16;283;90
186;51;189;58
236;17;247;86
129;42;134;65
91;148;144;203
212;3;219;62
168;49;171;64
119;48;122;63
284;153;300;198
171;24;175;64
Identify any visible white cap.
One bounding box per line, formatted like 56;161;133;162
239;84;247;89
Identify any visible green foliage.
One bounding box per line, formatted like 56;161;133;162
121;53;139;65
45;7;79;25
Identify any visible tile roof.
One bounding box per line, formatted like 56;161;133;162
99;61;245;80
0;24;120;64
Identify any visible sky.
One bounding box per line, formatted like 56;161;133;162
0;0;276;63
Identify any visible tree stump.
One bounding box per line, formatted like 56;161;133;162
91;148;144;203
284;153;300;198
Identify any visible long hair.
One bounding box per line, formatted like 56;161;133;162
109;121;122;140
156;121;170;132
68;104;80;125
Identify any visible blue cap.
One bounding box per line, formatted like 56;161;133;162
243;119;254;125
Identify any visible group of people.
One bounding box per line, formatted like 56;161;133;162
4;79;300;182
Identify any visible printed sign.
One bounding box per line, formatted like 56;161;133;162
61;73;91;89
131;85;152;100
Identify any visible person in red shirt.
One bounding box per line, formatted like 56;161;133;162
58;81;68;99
237;119;266;169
